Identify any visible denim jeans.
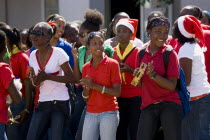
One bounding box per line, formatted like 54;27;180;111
82;110;119;140
26;100;70;140
117;96;141;140
182;94;210;140
137;101;182;140
0;123;7;140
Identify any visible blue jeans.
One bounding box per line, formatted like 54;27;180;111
26;100;70;140
0;123;7;140
82;110;119;140
137;101;182;140
182;94;210;140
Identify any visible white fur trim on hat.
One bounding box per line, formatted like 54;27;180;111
116;22;134;33
178;16;195;38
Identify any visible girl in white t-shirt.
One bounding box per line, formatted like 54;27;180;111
26;22;75;140
172;15;210;140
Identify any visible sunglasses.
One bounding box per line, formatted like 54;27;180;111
30;30;47;36
78;32;89;38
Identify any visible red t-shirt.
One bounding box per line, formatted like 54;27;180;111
0;63;15;124
82;56;121;113
113;47;142;98
136;44;181;109
10;52;29;97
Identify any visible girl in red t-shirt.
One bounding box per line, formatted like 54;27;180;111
81;31;121;140
0;30;21;140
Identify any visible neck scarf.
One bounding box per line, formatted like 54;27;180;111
116;42;134;84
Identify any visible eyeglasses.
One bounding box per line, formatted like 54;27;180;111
78;32;89;38
30;30;47;36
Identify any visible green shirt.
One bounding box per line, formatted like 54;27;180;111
78;45;114;73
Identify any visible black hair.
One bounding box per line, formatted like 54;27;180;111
173;21;197;45
146;16;170;32
34;22;55;39
202;11;210;24
87;31;105;46
0;25;24;53
80;9;104;32
0;30;6;53
180;5;203;20
109;12;130;37
46;14;66;23
147;11;165;21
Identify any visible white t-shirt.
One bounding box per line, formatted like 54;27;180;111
29;47;70;101
178;42;210;97
104;37;144;49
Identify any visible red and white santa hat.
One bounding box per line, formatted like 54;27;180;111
116;18;138;40
177;15;204;45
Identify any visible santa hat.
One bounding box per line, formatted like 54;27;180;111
116;19;138;40
177;15;204;45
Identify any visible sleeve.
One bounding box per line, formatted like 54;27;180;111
178;44;194;60
110;60;121;85
104;45;114;58
29;51;35;68
167;50;179;78
30;46;36;54
2;66;15;89
19;54;29;79
58;48;69;66
64;43;74;67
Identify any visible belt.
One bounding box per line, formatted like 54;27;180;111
190;93;208;101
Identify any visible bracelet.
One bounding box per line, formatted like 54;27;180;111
82;92;89;99
24;109;30;114
101;86;106;94
151;72;157;80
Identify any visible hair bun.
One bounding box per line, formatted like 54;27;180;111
84;9;104;26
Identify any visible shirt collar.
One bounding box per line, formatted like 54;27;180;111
89;55;108;67
145;42;167;54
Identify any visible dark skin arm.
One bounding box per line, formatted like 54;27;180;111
120;63;134;74
16;78;34;125
72;42;81;82
179;58;192;86
6;79;22;104
147;61;177;91
81;75;121;98
33;61;76;85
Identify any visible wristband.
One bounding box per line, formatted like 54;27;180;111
151;72;157;80
101;86;106;94
82;92;89;99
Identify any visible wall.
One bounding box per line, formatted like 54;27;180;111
6;0;43;29
59;0;89;22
